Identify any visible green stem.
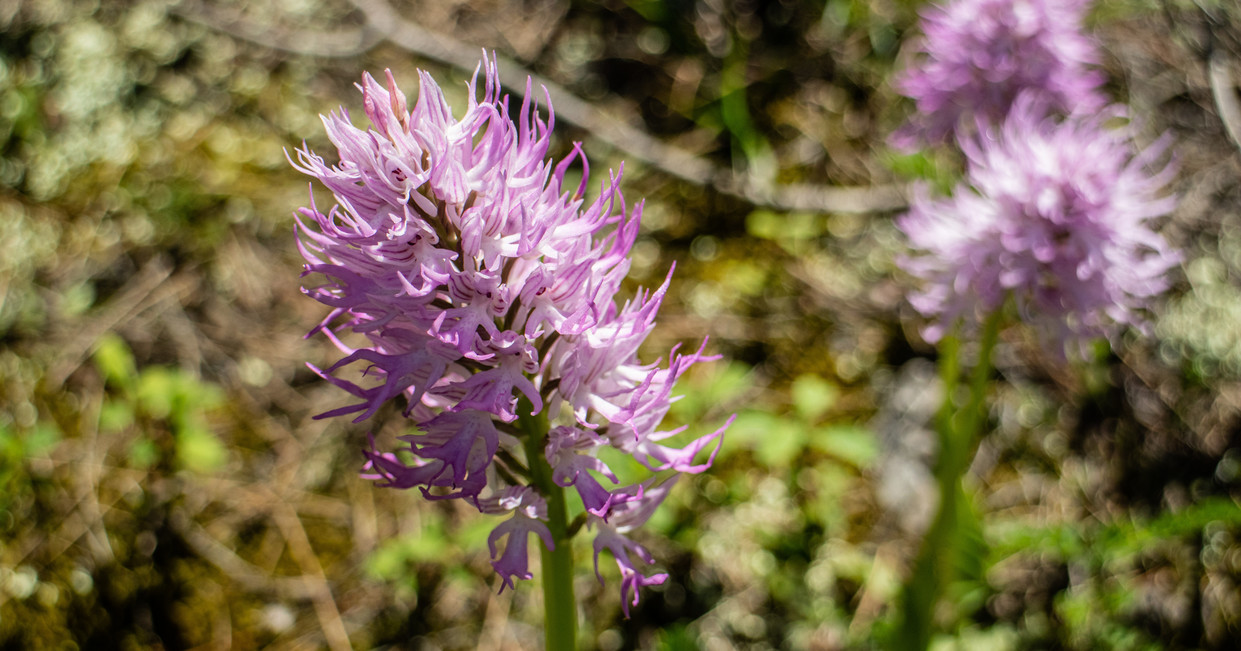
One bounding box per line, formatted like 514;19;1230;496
934;332;962;437
894;310;1002;651
518;405;577;651
957;310;1002;461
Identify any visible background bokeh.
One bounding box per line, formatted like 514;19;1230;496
3;0;1241;649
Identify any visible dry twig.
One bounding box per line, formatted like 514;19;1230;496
1209;50;1241;157
172;0;908;215
171;0;382;58
45;257;173;387
270;500;353;651
173;511;321;600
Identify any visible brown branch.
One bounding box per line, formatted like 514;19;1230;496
350;0;718;183
170;0;383;58
78;391;117;565
172;509;320;600
1209;50;1241;157
348;0;909;213
717;176;908;214
45;256;173;388
175;0;908;214
270;501;353;651
478;575;515;651
1116;345;1216;452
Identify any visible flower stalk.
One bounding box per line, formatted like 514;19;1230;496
895;309;1000;651
519;405;577;651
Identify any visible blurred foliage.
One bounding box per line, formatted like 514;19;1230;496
94;333;228;474
1;0;1240;649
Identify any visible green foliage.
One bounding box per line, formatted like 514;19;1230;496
670;361;752;422
792;373;838;421
746;210;826;254
820;0;916;57
92;333;227;474
727;409;805;467
0;425;33;511
811;425;878;467
655;623;698;651
94;333;139;396
718;41;777;183
991;496;1241;562
623;0;667;23
365;514;454;593
674;364;877;472
0;418;63;516
660;362;885;646
883;150;960;195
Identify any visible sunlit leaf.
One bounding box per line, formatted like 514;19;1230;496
791;374;838;422
99;400;134;432
93;333;137;396
724;409;807;467
136;367;176;420
128;437;159;469
24;422;61;456
810;425;878;468
175;426;227;474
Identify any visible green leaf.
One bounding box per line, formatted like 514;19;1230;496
0;425;20;461
457;516;494;550
886;151;938;180
24;422;61;456
366;521;452;583
60;282;95;318
128;437;160;469
365;538;427;590
402;525;450;564
756;421;808;468
175;426;227;473
791;374;837;422
810;425;878;468
596;445;652;487
93;333;137;395
805;461;852;531
746;209;784;241
744;210;828;251
136;367;176;419
656;624;698;651
723;259;768;297
670;361;752;422
624;0;667;21
99;400;134;432
950;487;989;587
725;409;807;467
